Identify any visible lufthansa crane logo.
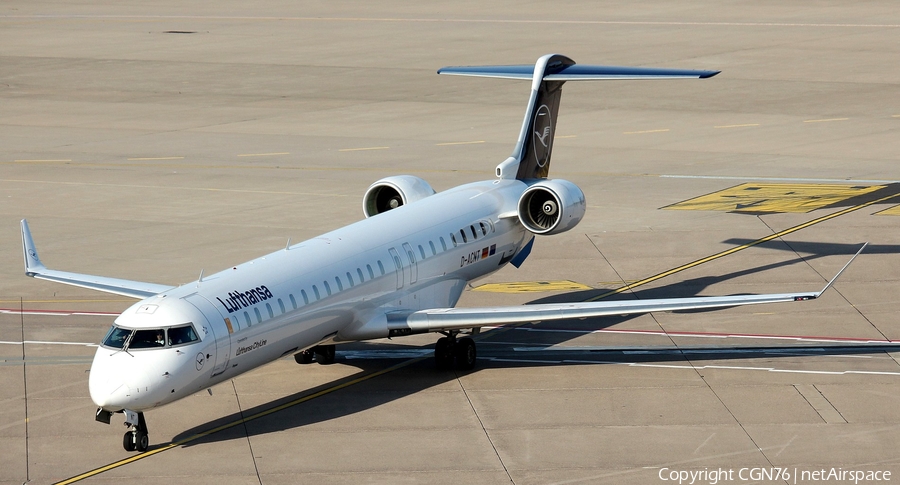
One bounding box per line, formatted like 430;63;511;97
532;104;552;168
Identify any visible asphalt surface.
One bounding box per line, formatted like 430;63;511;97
1;2;900;484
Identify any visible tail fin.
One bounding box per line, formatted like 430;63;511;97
438;54;719;180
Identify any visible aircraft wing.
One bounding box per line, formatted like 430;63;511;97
21;220;174;299
394;244;866;334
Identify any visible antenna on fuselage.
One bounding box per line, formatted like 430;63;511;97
285;238;292;251
198;269;204;284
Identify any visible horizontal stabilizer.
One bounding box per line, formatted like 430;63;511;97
21;219;173;299
437;64;720;81
438;54;719;180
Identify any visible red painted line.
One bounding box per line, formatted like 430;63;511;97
0;308;119;316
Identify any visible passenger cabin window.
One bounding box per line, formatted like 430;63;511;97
377;260;385;275
168;325;199;346
243;311;251;327
440;237;447;251
312;285;320;300
366;264;375;279
429;241;436;255
346;271;354;287
419;245;426;259
301;289;309;304
357;268;365;283
266;303;274;318
278;298;286;314
323;281;332;296
335;276;343;291
254;308;262;324
450;234;457;247
289;294;297;309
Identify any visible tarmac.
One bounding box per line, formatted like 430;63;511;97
1;2;899;484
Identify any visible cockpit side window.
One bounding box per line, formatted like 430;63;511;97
168;324;199;346
129;329;166;349
101;326;132;349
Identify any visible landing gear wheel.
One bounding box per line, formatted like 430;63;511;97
136;431;149;452
454;337;477;371
294;350;314;364
314;345;336;365
434;337;455;370
123;431;135;452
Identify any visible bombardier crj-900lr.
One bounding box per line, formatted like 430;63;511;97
21;54;863;452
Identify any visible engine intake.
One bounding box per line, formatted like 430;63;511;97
517;179;586;235
363;175;436;218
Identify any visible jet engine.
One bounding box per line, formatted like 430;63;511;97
517;179;586;235
363;175;436;218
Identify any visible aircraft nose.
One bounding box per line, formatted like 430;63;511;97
89;357;128;410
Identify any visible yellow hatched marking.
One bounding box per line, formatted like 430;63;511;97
472;280;593;293
664;183;884;213
875;204;900;216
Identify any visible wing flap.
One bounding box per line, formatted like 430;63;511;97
21;219;173;299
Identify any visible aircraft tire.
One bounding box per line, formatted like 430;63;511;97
123;432;135;452
454;337;477;371
435;337;454;370
294;350;314;364
136;432;149;452
315;345;336;365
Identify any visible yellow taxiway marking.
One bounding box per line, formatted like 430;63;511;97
435;140;485;146
14;159;72;163
624;128;669;135
126;156;185;161
803;117;849;123
874;204;900;216
587;192;897;302
664;183;884;213
472;280;593;293
236;152;289;157
714;123;760;129
893;115;900;118
338;146;390;152
556;135;577;139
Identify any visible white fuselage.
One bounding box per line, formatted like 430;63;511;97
88;179;533;412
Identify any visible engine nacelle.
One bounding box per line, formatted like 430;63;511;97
362;175;436;218
517;179;586;235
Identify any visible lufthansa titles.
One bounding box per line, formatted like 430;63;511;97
216;285;274;314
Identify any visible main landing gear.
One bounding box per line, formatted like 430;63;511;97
294;344;336;365
434;332;476;371
122;410;149;452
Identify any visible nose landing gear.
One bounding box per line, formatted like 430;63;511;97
122;410;149;452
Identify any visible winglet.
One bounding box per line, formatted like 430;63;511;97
815;242;867;297
21;219;47;276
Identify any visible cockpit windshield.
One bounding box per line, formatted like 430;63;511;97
101;324;199;350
